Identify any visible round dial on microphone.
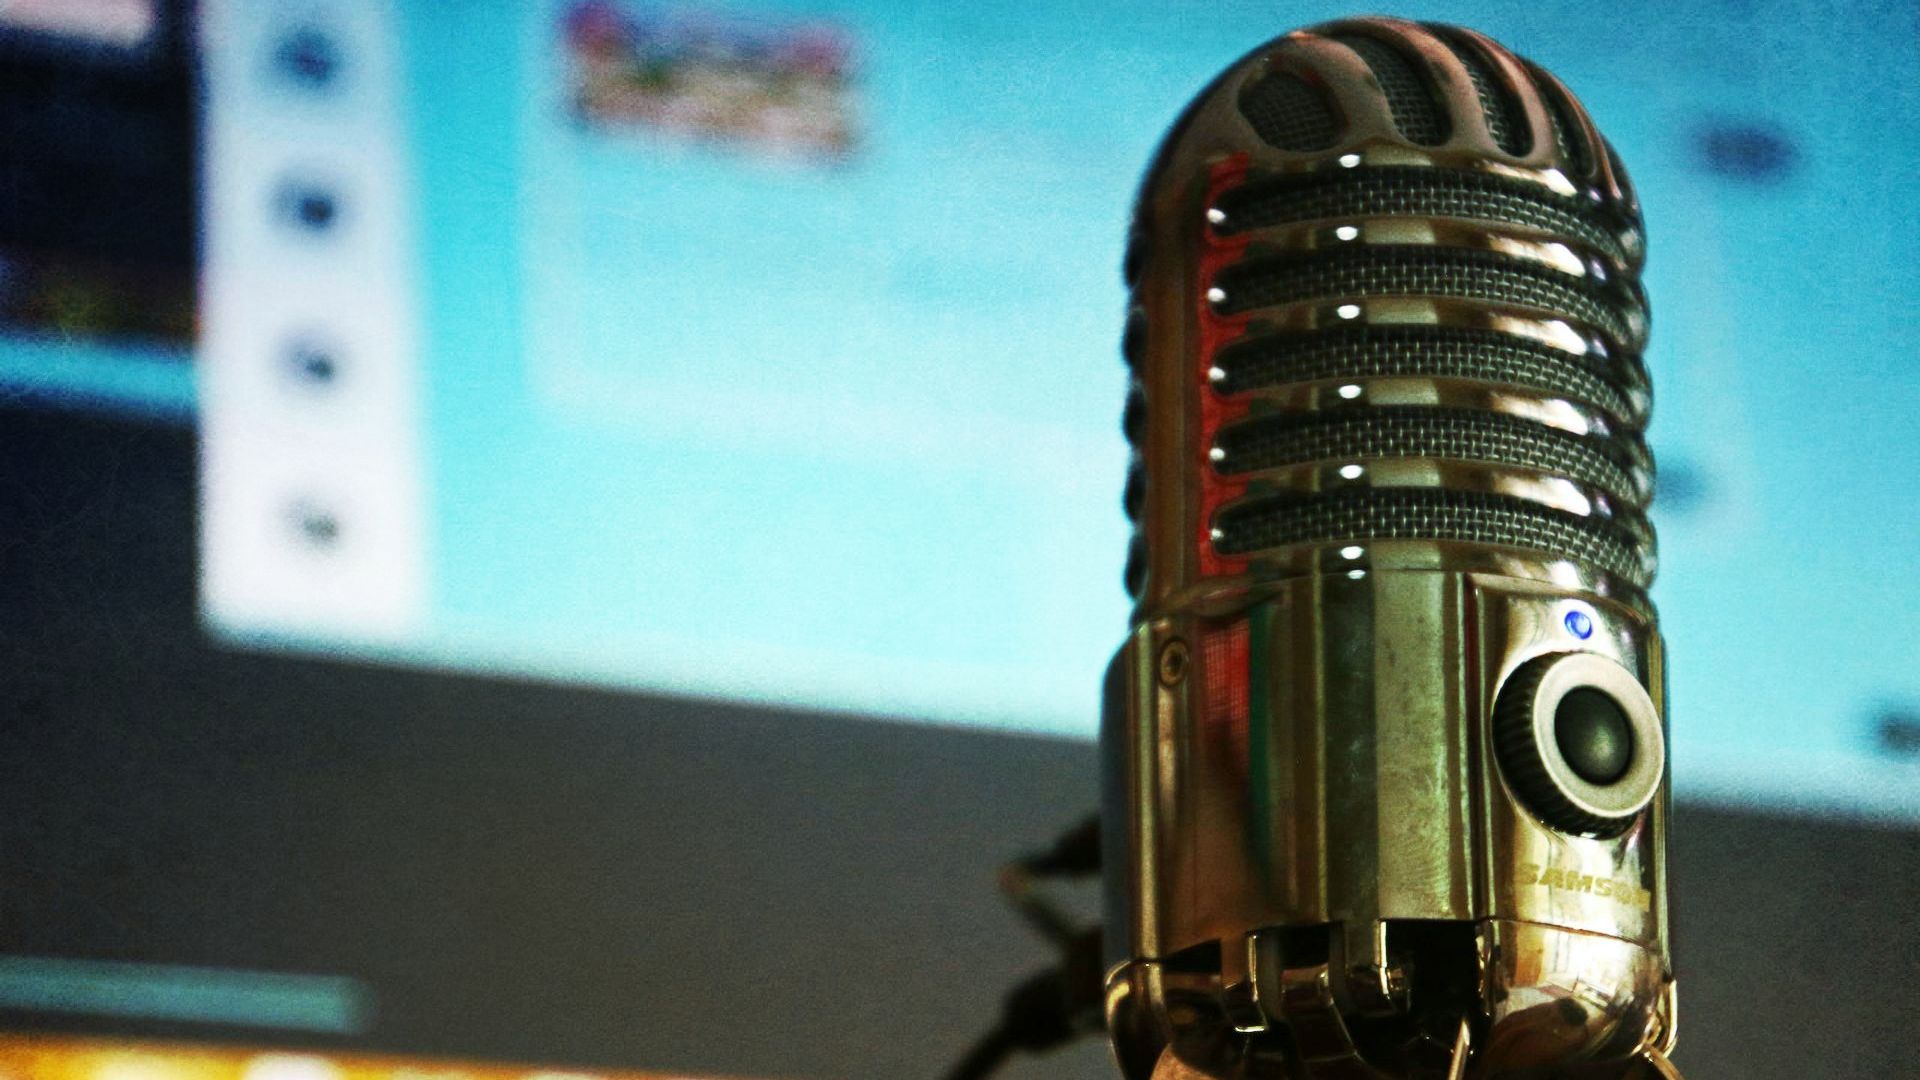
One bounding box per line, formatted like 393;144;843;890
1494;652;1663;837
1555;688;1635;785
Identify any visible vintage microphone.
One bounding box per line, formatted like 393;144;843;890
1102;16;1679;1080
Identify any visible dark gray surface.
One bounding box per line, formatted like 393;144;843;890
2;408;1916;1079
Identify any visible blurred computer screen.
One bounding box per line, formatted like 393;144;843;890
1;1;1917;1077
5;0;1916;812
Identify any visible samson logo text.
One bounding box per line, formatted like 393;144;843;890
1518;862;1652;910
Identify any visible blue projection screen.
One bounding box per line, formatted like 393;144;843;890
4;0;1916;821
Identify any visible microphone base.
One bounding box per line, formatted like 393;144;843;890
1108;924;1677;1080
1101;568;1677;1079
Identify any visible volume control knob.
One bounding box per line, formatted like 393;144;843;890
1494;652;1665;837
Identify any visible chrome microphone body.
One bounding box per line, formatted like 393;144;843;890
1101;19;1678;1079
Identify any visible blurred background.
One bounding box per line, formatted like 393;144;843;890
0;1;1916;1078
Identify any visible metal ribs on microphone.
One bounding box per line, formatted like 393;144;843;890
1104;18;1679;1080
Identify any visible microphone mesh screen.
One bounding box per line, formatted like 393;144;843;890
1212;326;1642;426
1332;35;1449;145
1437;32;1530;155
1213;168;1626;263
1531;65;1593;176
1213;488;1646;583
1122;19;1654;600
1239;71;1340;151
1214;246;1638;346
1214;407;1644;508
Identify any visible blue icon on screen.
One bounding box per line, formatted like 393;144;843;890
274;26;343;91
273;176;344;237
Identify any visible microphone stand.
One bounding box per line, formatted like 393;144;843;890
941;818;1105;1080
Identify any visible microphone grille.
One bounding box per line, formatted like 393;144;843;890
1212;169;1628;263
1537;64;1596;176
1210;246;1640;345
1210;409;1648;507
1238;71;1340;152
1331;33;1450;145
1210;326;1643;426
1441;31;1530;156
1123;17;1654;610
1213;489;1647;585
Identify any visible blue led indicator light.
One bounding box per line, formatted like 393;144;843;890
1564;610;1594;639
